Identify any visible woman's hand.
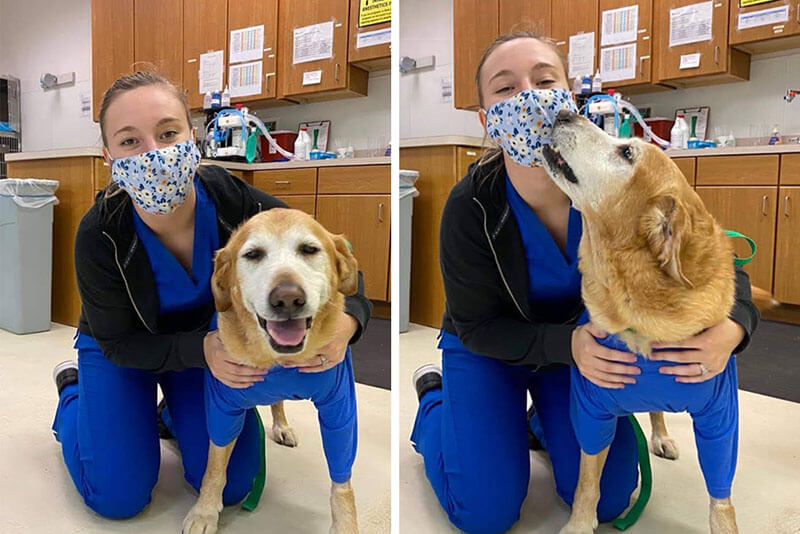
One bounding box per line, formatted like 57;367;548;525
281;312;358;373
650;318;745;383
572;322;641;389
204;330;269;388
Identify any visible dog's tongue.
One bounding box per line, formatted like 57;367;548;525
266;318;306;346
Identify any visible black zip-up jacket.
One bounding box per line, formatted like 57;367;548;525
439;157;759;369
75;164;372;372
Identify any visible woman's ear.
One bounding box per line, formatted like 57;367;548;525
478;108;487;133
331;234;359;296
211;247;234;312
101;146;112;167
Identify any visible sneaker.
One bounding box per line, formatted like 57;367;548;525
412;364;442;400
53;360;78;395
157;398;175;440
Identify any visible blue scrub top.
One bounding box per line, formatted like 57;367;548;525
76;177;219;351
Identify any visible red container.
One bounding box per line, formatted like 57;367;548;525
260;130;298;162
633;118;674;145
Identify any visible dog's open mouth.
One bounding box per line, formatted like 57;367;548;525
257;316;313;353
542;145;579;184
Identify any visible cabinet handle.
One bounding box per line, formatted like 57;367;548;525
275;180;290;185
639;56;645;76
378;203;384;222
761;195;768;215
714;46;720;65
785;195;791;217
797;3;800;23
466;150;477;156
335;63;340;81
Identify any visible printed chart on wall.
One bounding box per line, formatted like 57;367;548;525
229;61;262;98
669;1;713;48
294;21;334;64
737;5;789;30
358;0;391;27
600;4;639;83
568;32;595;80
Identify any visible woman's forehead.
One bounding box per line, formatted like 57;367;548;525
482;38;562;81
104;85;186;130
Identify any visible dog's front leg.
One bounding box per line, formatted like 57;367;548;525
330;480;359;534
710;497;738;534
271;401;298;447
182;439;237;534
559;447;610;534
649;411;680;459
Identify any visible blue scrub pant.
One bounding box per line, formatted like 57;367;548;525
51;339;261;519
410;339;639;534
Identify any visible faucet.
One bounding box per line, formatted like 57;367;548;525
785;90;800;103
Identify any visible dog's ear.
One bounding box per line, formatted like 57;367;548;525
332;234;359;296
640;195;693;288
211;247;234;312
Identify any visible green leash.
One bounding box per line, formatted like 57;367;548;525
724;230;756;266
613;415;653;530
241;408;267;511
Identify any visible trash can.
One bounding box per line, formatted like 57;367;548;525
399;170;419;333
0;178;59;334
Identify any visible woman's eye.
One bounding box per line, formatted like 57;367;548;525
619;145;634;162
300;244;320;255
496;86;512;94
538;79;555;86
120;138;136;147
161;130;178;140
243;248;265;261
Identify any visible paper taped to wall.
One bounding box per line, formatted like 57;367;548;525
738;5;789;30
600;43;636;82
669;1;713;48
229;61;262;97
230;25;264;64
199;50;224;94
293;21;334;65
601;5;638;46
568;32;595;79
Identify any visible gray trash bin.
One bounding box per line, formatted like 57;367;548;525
0;178;59;334
399;170;419;333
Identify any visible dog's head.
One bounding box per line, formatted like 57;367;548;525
541;110;695;287
211;208;358;355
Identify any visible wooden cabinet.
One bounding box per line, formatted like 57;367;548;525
781;154;800;185
228;0;282;103
672;156;695;185
774;187;800;304
253;168;318;194
696;186;777;292
90;0;134;122
134;0;184;89
318;165;390;193
696;155;779;186
317;194;390;301
453;0;499;110
730;0;800;54
274;194;316;216
348;0;391;71
278;0;368;101
499;0;551;35
551;0;599;82
654;0;749;87
456;146;482;180
183;0;229;110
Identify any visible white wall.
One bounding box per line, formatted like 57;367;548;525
0;0;101;152
399;0;484;139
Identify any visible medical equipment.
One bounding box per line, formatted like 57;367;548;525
580;92;671;149
204;107;297;162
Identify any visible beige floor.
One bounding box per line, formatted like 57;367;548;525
400;323;800;534
0;323;390;534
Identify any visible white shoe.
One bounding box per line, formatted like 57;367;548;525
412;364;442;399
53;360;78;393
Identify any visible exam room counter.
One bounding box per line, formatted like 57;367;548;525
5;149;391;327
399;136;800;329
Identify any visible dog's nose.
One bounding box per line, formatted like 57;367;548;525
555;110;576;124
269;282;306;315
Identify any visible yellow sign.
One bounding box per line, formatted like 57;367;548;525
740;0;779;7
359;0;391;28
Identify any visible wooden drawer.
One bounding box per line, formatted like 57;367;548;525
672;157;696;186
318;165;390;194
781;154;800;185
274;194;316;217
696;155;779;186
253;168;317;195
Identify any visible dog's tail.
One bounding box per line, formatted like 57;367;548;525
750;285;779;312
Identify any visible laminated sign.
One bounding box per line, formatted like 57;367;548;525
359;0;391;28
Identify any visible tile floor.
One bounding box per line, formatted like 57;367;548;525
0;323;390;534
399;323;800;534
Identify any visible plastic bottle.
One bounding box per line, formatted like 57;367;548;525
211;91;221;109
580;75;592;94
680;114;690;149
671;113;688;149
592;70;602;93
203;92;212;110
294;127;310;160
572;76;582;95
222;86;231;107
769;125;782;145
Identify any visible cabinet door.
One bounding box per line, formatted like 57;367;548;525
781;154;800;185
348;0;391;70
253;168;318;195
317;194;391;301
453;0;499;111
696;186;777;292
551;0;599;82
274;194;316;217
229;0;280;101
774;187;800;304
456;146;481;181
599;0;654;87
499;0;551;35
672;156;695;186
91;0;134;122
279;0;352;96
184;0;228;110
730;0;800;52
655;0;746;82
135;0;184;89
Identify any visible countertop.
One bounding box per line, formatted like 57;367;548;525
665;144;800;157
5;147;104;161
399;136;489;149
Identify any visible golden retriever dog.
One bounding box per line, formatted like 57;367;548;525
540;110;773;534
182;208;360;534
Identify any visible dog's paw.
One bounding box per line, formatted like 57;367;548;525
182;504;220;534
650;434;680;460
558;520;597;534
710;502;738;534
271;424;299;447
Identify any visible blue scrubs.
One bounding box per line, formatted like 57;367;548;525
410;177;638;534
52;179;261;518
571;311;739;498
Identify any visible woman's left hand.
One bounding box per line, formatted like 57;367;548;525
650;318;745;383
280;311;357;373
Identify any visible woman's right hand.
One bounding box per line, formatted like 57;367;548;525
571;323;640;389
204;331;270;388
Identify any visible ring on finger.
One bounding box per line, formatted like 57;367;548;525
698;363;709;376
320;354;328;365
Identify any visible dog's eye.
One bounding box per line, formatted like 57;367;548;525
243;248;265;261
300;244;320;255
619;145;635;162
